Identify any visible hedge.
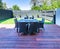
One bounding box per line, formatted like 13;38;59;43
0;9;13;20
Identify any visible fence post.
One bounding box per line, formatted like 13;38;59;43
53;11;56;24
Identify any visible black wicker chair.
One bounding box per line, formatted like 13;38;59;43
19;22;28;35
14;18;18;32
38;18;45;28
28;22;38;34
37;18;45;32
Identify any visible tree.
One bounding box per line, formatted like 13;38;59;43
0;0;3;9
41;1;47;10
41;0;52;10
31;0;60;10
56;0;60;8
3;2;7;9
51;0;58;10
12;5;20;10
31;6;40;10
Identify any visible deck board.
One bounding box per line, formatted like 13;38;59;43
0;24;60;49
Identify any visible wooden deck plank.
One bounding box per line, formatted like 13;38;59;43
0;24;60;49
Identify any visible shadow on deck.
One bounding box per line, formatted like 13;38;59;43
0;24;60;49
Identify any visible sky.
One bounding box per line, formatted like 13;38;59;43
2;0;31;10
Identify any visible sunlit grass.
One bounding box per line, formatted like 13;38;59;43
0;18;52;24
0;18;14;24
37;18;52;24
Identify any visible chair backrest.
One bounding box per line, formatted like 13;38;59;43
29;22;38;33
14;18;18;28
37;15;39;18
19;22;28;33
14;18;17;22
24;17;27;19
30;17;32;19
42;18;45;23
20;15;21;18
24;16;28;19
32;16;34;19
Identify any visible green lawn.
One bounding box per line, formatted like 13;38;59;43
0;18;52;24
37;18;52;24
0;18;14;24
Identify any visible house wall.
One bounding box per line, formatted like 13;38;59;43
56;9;60;26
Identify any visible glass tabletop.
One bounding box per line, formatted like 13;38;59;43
18;19;39;22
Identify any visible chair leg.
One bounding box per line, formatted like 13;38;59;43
17;28;18;33
14;28;18;33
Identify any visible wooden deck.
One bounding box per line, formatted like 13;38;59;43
0;24;60;49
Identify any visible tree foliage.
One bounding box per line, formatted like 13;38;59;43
51;0;58;9
55;0;60;8
31;6;40;10
12;5;20;10
31;0;60;10
3;2;7;9
0;0;3;9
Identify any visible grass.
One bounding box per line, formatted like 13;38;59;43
0;18;14;24
37;18;52;24
0;18;52;24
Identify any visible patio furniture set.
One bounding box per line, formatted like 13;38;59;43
14;16;44;35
